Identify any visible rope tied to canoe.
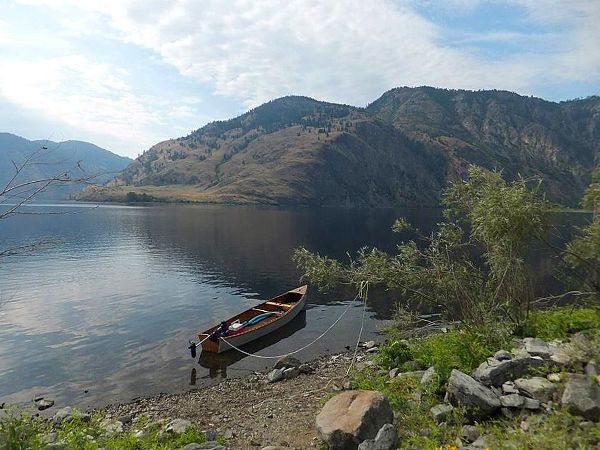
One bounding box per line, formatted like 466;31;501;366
219;292;362;359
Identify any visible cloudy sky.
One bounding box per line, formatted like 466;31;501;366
1;0;599;157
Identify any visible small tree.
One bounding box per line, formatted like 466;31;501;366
294;166;549;327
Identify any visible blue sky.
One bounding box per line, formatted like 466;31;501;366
1;0;598;157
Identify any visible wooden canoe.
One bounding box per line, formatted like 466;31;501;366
198;285;308;353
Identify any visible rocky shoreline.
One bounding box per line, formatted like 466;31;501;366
19;328;600;449
100;351;362;449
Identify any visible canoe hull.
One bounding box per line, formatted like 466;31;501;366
199;285;307;354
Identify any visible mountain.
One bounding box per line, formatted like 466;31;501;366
78;88;600;207
0;133;132;200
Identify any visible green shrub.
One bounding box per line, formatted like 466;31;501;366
376;326;511;381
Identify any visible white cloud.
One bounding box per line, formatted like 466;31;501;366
4;0;599;154
0;54;177;153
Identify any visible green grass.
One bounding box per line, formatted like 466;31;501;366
0;408;208;450
483;407;600;449
376;326;511;381
517;306;600;340
0;406;45;450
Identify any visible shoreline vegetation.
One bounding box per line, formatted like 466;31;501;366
2;165;599;449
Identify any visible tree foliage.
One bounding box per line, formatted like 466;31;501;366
563;165;600;296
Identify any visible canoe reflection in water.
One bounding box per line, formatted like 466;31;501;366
194;310;307;379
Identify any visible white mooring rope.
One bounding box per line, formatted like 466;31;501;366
219;293;362;359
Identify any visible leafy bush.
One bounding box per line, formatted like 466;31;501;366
376;326;511;380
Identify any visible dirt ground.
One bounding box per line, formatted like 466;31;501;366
103;352;363;449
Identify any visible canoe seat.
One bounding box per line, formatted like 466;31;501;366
265;301;292;310
251;308;271;313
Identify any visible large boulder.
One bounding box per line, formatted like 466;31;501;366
561;374;600;421
316;390;393;450
473;354;544;387
514;377;557;403
357;424;397;450
447;369;501;419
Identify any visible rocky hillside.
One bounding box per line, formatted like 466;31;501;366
78;89;600;207
0;133;131;200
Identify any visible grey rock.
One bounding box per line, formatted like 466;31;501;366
586;360;598;378
366;347;379;353
523;397;541;410
117;414;133;424
282;367;300;379
181;443;227;450
316;390;393;450
53;407;73;425
35;398;54;410
500;394;525;408
101;419;123;433
561;373;600;421
260;447;287;450
470;436;489;448
388;368;399;379
502;381;518;394
514;377;557;402
447;369;501;419
550;352;572;366
273;356;301;370
421;366;436;386
523;337;552;358
364;340;377;349
494;350;512;361
298;363;314;374
461;425;480;443
500;394;540;410
358;423;397;450
430;404;454;424
267;368;284;383
473;354;544;387
166;418;192;434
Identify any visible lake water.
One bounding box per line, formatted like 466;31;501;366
0;203;446;409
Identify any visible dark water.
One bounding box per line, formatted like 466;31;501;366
0;203;445;409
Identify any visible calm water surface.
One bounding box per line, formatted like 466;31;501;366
0;203;445;409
